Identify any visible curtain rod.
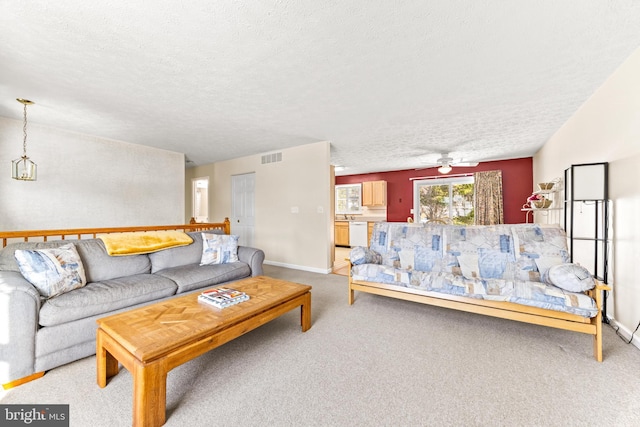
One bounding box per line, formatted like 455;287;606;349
409;173;474;181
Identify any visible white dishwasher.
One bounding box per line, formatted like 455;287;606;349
349;221;369;247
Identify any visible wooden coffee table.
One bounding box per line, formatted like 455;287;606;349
96;276;311;427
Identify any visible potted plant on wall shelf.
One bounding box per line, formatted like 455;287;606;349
525;193;552;209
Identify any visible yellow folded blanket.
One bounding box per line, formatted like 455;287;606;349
98;230;194;256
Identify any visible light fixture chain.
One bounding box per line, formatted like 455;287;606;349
22;102;28;156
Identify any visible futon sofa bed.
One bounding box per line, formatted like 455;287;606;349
348;222;609;361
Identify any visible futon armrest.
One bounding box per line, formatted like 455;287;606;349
594;281;612;292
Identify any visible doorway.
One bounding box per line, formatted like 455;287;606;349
333;247;350;276
192;177;209;223
231;173;255;247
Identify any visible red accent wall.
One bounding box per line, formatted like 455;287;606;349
336;157;533;224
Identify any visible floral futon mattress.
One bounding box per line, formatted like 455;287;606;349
350;223;598;318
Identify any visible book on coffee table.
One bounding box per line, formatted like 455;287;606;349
198;287;250;308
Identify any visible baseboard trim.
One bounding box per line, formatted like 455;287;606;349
264;260;331;275
607;315;640;350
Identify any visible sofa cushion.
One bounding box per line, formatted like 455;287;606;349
369;222;444;270
73;239;152;282
352;262;598;317
457;248;515;280
38;273;177;327
148;231;208;273
14;243;87;298
155;262;251;294
444;225;516;279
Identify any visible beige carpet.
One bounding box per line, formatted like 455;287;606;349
2;265;640;426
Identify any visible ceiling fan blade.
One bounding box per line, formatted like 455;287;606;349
414;165;439;170
436;154;454;165
416;152;480;170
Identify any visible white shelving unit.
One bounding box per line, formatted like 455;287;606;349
521;180;563;224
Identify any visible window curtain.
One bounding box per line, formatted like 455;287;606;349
474;170;504;225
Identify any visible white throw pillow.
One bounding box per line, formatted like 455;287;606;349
14;243;87;298
544;263;595;292
200;233;239;265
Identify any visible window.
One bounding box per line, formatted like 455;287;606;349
413;176;474;224
335;184;362;215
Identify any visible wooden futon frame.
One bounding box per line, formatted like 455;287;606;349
348;271;610;362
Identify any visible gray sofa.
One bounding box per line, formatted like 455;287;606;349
0;231;265;385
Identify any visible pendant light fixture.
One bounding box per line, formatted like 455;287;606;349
12;98;37;181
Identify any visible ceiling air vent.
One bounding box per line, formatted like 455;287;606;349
261;152;282;164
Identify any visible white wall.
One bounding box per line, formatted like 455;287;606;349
186;141;334;273
534;47;640;345
0;117;185;230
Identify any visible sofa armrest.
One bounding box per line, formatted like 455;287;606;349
237;246;265;277
0;271;41;384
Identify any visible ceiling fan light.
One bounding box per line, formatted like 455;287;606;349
438;165;452;174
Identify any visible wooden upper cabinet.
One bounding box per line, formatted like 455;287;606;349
362;180;387;207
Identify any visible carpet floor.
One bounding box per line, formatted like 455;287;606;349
2;265;640;426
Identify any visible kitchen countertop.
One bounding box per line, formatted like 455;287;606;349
335;217;386;222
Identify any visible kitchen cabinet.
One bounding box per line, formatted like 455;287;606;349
335;221;350;246
368;222;375;243
362;180;387;207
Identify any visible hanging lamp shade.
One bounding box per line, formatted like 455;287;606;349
12;156;37;181
12;98;37;181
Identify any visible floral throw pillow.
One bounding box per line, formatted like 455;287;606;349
200;233;239;265
14;243;87;298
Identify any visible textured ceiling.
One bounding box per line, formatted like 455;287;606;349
1;1;639;176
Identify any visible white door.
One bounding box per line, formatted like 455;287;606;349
231;173;255;247
192;177;209;223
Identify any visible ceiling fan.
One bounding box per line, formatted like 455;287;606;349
427;154;479;174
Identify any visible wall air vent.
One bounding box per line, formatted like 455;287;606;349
261;152;283;164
